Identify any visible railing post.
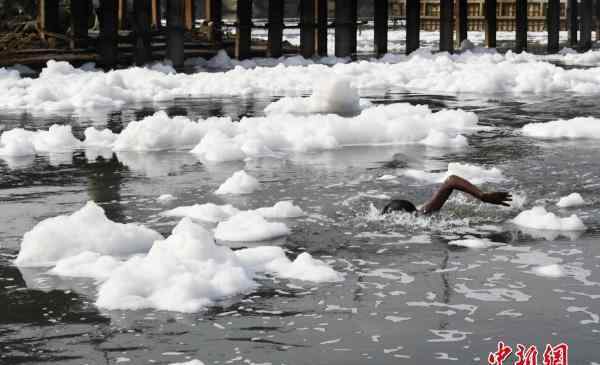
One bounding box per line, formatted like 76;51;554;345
99;0;119;68
133;0;153;65
440;0;454;52
335;0;357;58
316;0;328;56
301;0;316;58
71;0;89;49
38;0;59;47
568;0;578;46
454;0;468;48
406;0;421;54
547;0;560;53
374;0;389;56
167;0;185;68
236;0;253;60
185;0;195;30
206;0;223;45
485;0;496;47
581;0;593;50
515;0;527;52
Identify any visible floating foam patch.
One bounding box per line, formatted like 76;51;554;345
531;264;565;278
511;206;586;231
522;117;600;139
14;201;162;267
215;170;260;195
253;201;305;218
448;238;502;249
157;194;176;203
162;203;240;223
95;218;340;312
556;192;585;208
264;77;371;116
401;162;505;185
214;211;291;242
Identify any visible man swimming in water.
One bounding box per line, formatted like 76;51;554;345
382;175;512;215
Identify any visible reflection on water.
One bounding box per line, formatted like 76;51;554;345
1;92;599;364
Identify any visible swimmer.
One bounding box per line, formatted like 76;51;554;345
382;175;512;215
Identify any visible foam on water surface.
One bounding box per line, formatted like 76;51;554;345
557;193;585;208
522;117;600;139
215;170;260;195
511;206;586;231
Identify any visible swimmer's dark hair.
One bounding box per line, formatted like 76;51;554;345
381;199;417;214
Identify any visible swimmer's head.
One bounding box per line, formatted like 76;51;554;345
381;199;417;214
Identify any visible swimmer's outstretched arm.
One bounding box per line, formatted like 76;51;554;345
420;175;512;214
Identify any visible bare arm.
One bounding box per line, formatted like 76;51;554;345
420;175;512;214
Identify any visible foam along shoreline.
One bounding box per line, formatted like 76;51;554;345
0;102;480;161
6;48;600;115
14;203;342;312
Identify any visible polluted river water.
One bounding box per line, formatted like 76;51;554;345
1;47;600;364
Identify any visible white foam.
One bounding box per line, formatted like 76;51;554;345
556;193;585;208
264;77;370;116
214;211;291;242
401;162;505;185
0;125;82;156
532;264;565;278
49;251;122;280
522;117;600;139
157;194;176;203
190;129;245;162
15;201;162;267
511;206;586;231
9;50;600;114
163;203;240;223
215;170;260;195
448;238;502;249
94;218;340;312
113;111;217;151
455;283;531;302
83;127;118;148
254;201;305;218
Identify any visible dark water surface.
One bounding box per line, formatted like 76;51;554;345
1;90;599;364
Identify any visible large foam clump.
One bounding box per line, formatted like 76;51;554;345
0;125;82;156
556;193;585;208
214;211;291;242
254;201;305;218
14;201;162;267
522;117;600;139
215;170;260;195
95;218;341;312
511;206;586;231
401;162;505;185
264;77;370;116
7;52;600;114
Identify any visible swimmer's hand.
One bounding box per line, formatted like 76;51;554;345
481;191;512;207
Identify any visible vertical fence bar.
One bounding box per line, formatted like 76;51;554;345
485;0;496;47
71;0;89;49
374;0;389;56
39;0;59;47
236;0;253;60
568;0;578;46
316;0;328;56
515;0;527;52
185;0;195;29
581;0;593;50
267;0;284;57
455;0;468;48
133;0;152;65
335;0;357;57
99;0;119;68
440;0;454;52
547;0;560;53
167;0;185;68
300;0;316;58
206;0;223;45
406;0;420;54
118;0;127;29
